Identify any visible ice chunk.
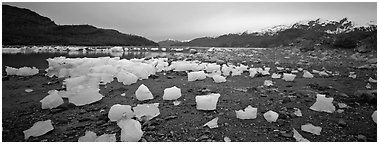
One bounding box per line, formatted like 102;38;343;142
25;88;33;93
231;69;243;76
318;71;329;76
301;123;322;135
110;46;124;52
263;110;279;123
116;71;138;85
135;84;154;101
276;67;284;70
108;104;135;122
188;71;206;81
235;105;257;119
212;75;226;83
173;100;181;106
68;88;104;106
310;94;335;113
271;73;281;79
264;80;273;86
204;117;219;128
78;131;97;142
205;63;221;73
195;93;220;110
133;103;160;121
261;67;270;75
117;118;143;142
293;128;310;142
6;66;39;76
293;108;302;117
348;72;357;79
163;86;182;100
372;111;377;123
40;90;64;109
95;133;116;142
369;77;377;83
282;73;296;81
303;70;314;78
249;68;258;77
337;103;348;109
121;93;126;96
23;120;54;140
221;64;232;76
224;136;232;142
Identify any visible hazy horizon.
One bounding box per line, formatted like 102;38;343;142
3;2;377;42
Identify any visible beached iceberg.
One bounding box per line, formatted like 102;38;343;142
206;63;221;73
68;87;104;106
310;94;335;113
116;71;138;85
6;66;39;76
108;104;135;121
163;86;182;100
221;64;233;76
271;73;281;79
23;120;54;140
133;103;160;121
117;118;143;142
40;90;64;109
249;68;258;77
135;84;154;101
263;110;279;123
195;93;220;110
212;75;226;83
235;105;257;119
301;123;322;135
188;71;207;81
203;117;219;128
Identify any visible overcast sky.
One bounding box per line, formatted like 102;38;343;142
3;2;377;42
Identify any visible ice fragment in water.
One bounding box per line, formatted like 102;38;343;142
369;77;377;83
212;75;226;83
235;105;257;119
163;86;182;100
23;120;54;140
264;80;273;86
372;111;377;123
25;88;33;93
310;94;335;113
40;90;64;109
282;73;296;81
293;128;310;142
303;70;314;78
135;84;154;101
263;110;279;123
271;73;281;79
117;118;143;142
293;108;302;117
116;71;138;85
195;93;220;110
68;88;103;106
133;103;160;121
95;133;116;142
203;117;219;128
6;66;39;76
108;104;135;121
78;131;97;142
301;123;322;135
188;71;206;81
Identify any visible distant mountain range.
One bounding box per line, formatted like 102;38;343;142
2;5;158;46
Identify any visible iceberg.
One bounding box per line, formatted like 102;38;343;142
188;71;206;82
117;118;143;142
68;87;104;106
263;110;279;123
212;75;226;83
133;103;160;121
108;104;135;122
23;120;54;140
195;93;220;110
163;86;182;100
203;117;219;128
6;66;39;76
40;90;64;109
310;94;335;113
135;84;154;101
301;123;322;135
116;71;138;85
235;105;257;119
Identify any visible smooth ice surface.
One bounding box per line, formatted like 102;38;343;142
78;131;97;142
23;120;54;140
68;87;104;106
163;86;182;100
108;104;135;122
195;93;220;110
133;103;160;121
203;117;219;128
263;110;279;123
310;94;335;113
116;71;138;85
282;73;296;81
188;71;207;81
212;75;226;83
235;105;257;119
6;66;39;76
95;133;116;142
373;111;377;123
40;90;64;109
271;73;281;79
303;70;314;78
293;128;310;142
117;119;143;142
135;84;154;101
301;123;322;135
